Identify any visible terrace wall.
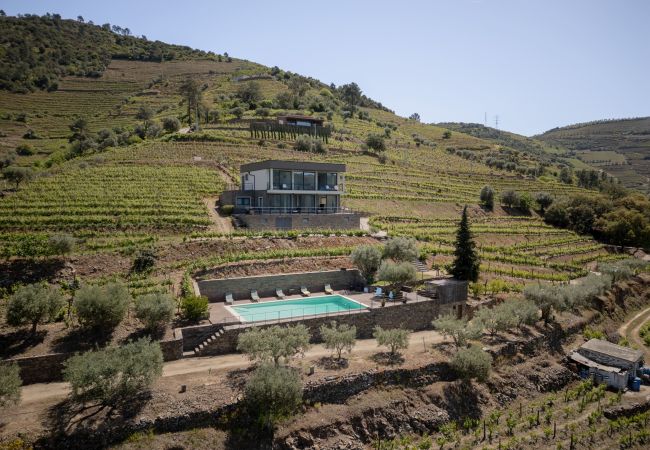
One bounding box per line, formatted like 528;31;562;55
234;212;362;230
195;269;365;302
187;299;441;356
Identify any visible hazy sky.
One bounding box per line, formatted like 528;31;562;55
4;0;649;136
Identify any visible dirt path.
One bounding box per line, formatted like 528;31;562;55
17;330;447;407
618;305;650;360
202;197;233;233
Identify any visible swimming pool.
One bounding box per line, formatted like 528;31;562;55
229;295;367;322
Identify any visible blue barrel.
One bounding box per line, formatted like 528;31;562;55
579;368;589;379
631;377;641;392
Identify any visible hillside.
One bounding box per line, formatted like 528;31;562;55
0;15;635;292
536;117;650;193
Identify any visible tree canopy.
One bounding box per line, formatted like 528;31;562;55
449;207;480;282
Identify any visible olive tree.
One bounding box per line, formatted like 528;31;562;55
237;324;311;366
474;304;517;336
74;281;131;331
3;166;34;189
500;190;521;208
451;344;493;381
49;234;75;256
383;237;418;262
0;363;22;408
350;245;382;283
480;185;495;209
373;326;411;356
500;298;539;328
535;192;554;214
162;116;181;133
320;321;356;360
365;133;386;152
376;261;416;290
244;364;302;431
63;338;163;406
134;292;176;332
523;284;564;324
432;314;482;349
6;282;64;335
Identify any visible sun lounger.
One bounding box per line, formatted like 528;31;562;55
388;291;394;301
276;288;285;299
225;293;234;305
251;290;260;302
373;287;383;298
300;286;311;296
324;284;334;295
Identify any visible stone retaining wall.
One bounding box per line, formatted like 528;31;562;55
194;299;441;356
195;269;365;302
235;212;362;231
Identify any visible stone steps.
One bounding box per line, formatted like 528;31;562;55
193;328;225;357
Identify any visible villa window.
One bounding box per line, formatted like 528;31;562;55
303;172;316;190
273;170;292;190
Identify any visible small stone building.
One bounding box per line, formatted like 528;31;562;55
569;339;644;390
424;279;468;318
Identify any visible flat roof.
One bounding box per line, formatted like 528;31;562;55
580;339;644;363
278;114;324;122
569;351;625;373
240;160;346;173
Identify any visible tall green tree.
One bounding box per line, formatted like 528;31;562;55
178;77;202;126
449;206;480;282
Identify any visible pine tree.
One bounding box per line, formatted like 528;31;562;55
449;206;480;282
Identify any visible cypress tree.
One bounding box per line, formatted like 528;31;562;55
449;206;480;282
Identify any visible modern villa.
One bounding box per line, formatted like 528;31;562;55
219;159;362;230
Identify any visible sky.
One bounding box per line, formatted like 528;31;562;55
3;0;649;136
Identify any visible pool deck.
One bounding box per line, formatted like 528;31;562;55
208;290;423;324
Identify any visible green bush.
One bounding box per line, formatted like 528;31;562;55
49;233;75;256
63;338;163;406
500;190;521;208
383;237;418;262
134;292;176;331
0;363;22;407
221;204;234;215
365;133;386;152
432;314;482;349
6;282;64;335
74;281;131;330
132;249;156;273
180;295;208;322
244;364;302;430
480;185;495;209
451;344;492;381
162;116;181;133
16;144;34;156
376;260;416;288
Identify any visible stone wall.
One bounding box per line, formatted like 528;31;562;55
10;352;70;384
195;269;365;302
235;212;362;230
194;299;441;356
8;334;186;385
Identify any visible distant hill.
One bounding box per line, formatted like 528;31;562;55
536;117;650;193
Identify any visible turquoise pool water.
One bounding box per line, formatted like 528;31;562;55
230;295;366;322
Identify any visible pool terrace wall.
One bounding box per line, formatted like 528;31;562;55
195;269;365;302
183;298;441;355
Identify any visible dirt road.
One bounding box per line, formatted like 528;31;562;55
618;305;650;360
18;330;447;406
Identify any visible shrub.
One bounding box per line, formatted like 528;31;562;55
135;292;176;331
255;107;270;117
237;81;262;104
237;324;311;366
74;281;131;331
244;364;302;430
180;295;208;322
3;166;34;189
320;321;356;359
432;313;482;349
230;106;244;119
221;204;234;215
365;133;386;152
293;135;326;153
519;192;533;211
383;237;418;262
6;282;64;335
0;363;22;407
132;249;156;273
451;345;492;381
49;234;75;256
500;299;538;328
350;245;382;283
373;326;411;356
500;190;520;208
16;144;34;156
480;185;495;209
63;338;163;406
523;284;563;324
162;116;181;133
544;203;569;227
442;130;452;139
